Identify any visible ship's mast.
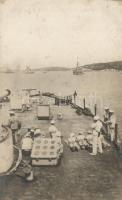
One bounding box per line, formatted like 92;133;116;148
76;56;79;68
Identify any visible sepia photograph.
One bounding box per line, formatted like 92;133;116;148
0;0;122;199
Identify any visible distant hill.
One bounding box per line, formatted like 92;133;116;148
80;61;122;71
37;67;71;71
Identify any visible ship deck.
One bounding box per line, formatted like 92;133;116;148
0;104;122;200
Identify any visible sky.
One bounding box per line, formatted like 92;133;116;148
0;0;122;68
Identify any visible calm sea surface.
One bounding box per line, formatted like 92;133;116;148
0;70;122;135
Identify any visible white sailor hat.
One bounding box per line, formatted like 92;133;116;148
30;129;35;132
93;115;100;121
50;120;55;124
109;110;114;113
104;107;109;110
9;111;15;115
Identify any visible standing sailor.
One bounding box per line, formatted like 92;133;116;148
90;115;103;155
107;110;116;142
96;116;103;154
21;131;33;159
8;111;21;145
55;131;63;155
73;90;77;103
103;107;110;136
104;107;110;122
49;120;58;138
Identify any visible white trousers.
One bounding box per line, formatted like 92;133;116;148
97;137;103;153
109;128;115;142
92;135;103;155
92;135;98;154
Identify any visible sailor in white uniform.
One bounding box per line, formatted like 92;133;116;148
55;131;63;155
90;116;103;155
107;110;116;142
76;132;86;149
104;107;110;122
49;120;58;138
67;133;80;152
21;132;33;154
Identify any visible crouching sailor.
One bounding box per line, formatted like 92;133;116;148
17;131;34;181
17;160;34;182
85;131;93;149
66;133;80;152
76;132;87;149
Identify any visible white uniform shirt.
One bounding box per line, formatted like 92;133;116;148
8;116;21;130
110;115;116;128
86;134;93;144
96;121;102;133
91;122;98;136
104;111;109;120
49;125;58;136
22;137;33;151
56;137;62;145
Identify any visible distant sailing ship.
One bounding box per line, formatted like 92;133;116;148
73;57;83;75
25;66;34;74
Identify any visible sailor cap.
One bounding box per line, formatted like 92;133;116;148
9;111;15;115
104;107;109;110
109;110;114;113
50;120;55;124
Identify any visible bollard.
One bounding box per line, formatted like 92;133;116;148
115;123;118;144
94;104;97;116
114;123;122;162
83;98;86;109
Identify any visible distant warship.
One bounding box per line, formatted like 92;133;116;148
73;57;83;75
